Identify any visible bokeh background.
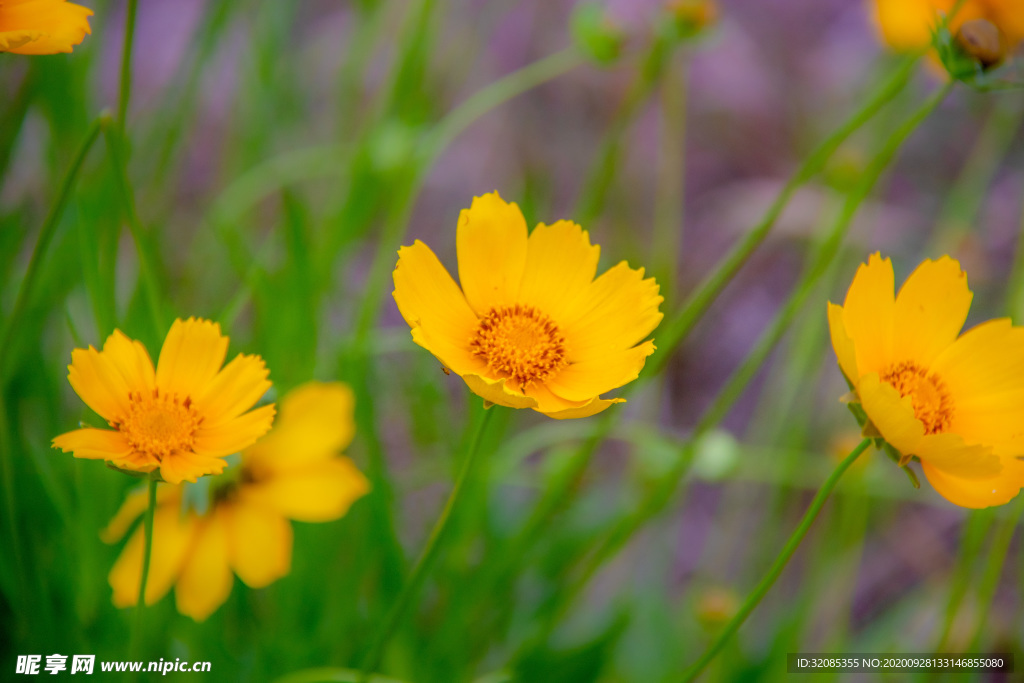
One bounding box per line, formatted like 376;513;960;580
2;0;1024;680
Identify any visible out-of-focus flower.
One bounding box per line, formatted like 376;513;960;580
103;382;369;621
53;318;275;485
828;253;1024;508
393;192;663;419
871;0;1024;55
571;2;626;65
0;0;93;54
663;0;718;40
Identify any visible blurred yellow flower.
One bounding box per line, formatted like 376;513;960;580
0;0;93;54
828;253;1024;508
393;192;663;419
871;0;1024;53
102;382;370;621
53;318;275;485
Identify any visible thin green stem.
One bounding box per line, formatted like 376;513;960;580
0;116;103;379
0;118;103;600
130;478;158;663
348;47;584;354
646;54;919;377
103;125;166;336
967;496;1024;651
513;77;954;659
680;439;872;682
358;407;496;680
653;54;687;297
117;0;138;132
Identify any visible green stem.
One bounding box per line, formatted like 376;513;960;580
680;439;871;682
0;116;103;379
646;54;919;377
653;54;687;297
117;0;138;132
103;125;166;336
575;34;674;226
349;47;584;353
515;77;954;660
130;478;158;662
358;407;496;680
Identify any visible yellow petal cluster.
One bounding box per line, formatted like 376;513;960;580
393;192;663;419
0;0;93;54
828;254;1024;508
102;382;370;621
53;318;276;485
871;0;1024;52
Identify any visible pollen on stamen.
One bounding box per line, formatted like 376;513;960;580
115;390;203;462
469;304;569;390
880;361;955;435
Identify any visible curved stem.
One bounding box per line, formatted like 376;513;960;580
130;478;158;662
646;54;919;377
358;407;496;681
680;439;871;682
117;0;138;132
0;116;104;379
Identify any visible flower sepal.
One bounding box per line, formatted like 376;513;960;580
880;441;922;489
933;21;1024;91
105;463;164;483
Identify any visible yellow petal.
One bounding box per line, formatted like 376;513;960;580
892;256;971;368
52;428;134;461
101;489;150;544
0;0;92;55
858;373;923;456
247;383;357;470
0;29;43;51
841;253;895;377
192;353;271;427
456;192;529;314
517;220;600;321
545;341;656;402
559;262;663;362
159;450;229;485
921;457;1024;509
240;459;370;522
67;346;132;421
871;0;945;50
462;373;538;409
109;500;195;608
192;404;276;459
175;515;234;621
155;318;229;399
932;319;1024;445
223;501;292;588
914;433;1001;479
102;330;156;394
827;302;858;383
527;383;622;419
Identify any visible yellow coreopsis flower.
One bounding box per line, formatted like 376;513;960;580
53;318;276;485
102;382;370;621
828;253;1024;508
871;0;1024;54
393;192;663;419
0;0;93;54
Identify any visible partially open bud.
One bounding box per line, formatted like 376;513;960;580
955;19;1007;70
663;0;718;40
696;586;739;628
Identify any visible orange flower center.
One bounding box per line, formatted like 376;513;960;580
470;304;568;389
114;389;203;461
880;361;954;435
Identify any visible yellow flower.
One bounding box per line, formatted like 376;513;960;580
871;0;1024;53
0;0;93;55
828;253;1024;508
393;192;663;419
53;318;276;485
101;382;370;621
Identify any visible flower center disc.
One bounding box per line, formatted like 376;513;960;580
470;304;568;389
880;361;954;435
115;389;202;460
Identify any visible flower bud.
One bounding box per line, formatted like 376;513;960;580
571;3;626;66
955;19;1007;70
